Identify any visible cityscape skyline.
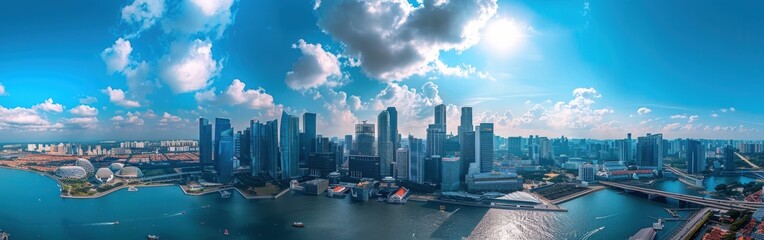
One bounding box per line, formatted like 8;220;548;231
1;0;764;143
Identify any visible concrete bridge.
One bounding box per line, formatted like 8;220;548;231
663;165;704;188
599;181;763;211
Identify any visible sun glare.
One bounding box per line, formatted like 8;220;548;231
483;18;526;54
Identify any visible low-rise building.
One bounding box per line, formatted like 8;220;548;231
466;171;524;193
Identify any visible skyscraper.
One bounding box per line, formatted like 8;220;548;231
636;133;663;170
377;109;393;177
250;120;263;176
459;107;473;140
426;124;446;157
280;111;300;179
387;107;398;163
396;148;409;180
478;123;494;173
434;104;446;126
424;155;442;184
240;128;251;167
459;130;475;181
354;121;375;156
301;112;317;167
616;133;634;164
344;135;353;155
723;145;736;171
507;136;522;155
250;120;273;176
217;128;234;183
199;118;212;172
265;120;279;179
409;135;425;184
686;139;706;174
441;157;461;191
214;118;231;171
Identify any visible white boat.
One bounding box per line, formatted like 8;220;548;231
128;186;138;192
220;190;231;198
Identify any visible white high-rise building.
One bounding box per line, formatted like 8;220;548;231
578;163;596;183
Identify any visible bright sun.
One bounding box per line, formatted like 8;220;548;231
483;18;526;53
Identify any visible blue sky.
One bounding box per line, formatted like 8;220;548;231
0;0;762;142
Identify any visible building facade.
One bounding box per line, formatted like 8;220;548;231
199;118;212;172
280;111;300;179
479;123;495;173
686;139;706;174
441;157;461;191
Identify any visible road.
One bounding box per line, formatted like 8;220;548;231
735;152;760;169
670;208;711;240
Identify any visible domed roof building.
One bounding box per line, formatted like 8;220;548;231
55;166;88;179
74;158;95;175
116;166;144;178
95;168;114;183
108;162;125;172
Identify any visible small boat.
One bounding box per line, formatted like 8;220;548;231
114;221;120;225
293;222;305;228
128;186;138;192
220;191;231;198
146;234;160;240
224;229;229;235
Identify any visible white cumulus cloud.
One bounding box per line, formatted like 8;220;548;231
637;107;652;115
101;38;133;73
102;87;141;108
160;39;221;93
540;87;613;129
285;39;342;90
69;105;99;117
161;0;235;39
121;0;165;37
316;0;498;81
33;98;64;113
65;117;99;129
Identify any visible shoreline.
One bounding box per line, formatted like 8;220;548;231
549;185;606;205
178;185;291;199
1;166;296;201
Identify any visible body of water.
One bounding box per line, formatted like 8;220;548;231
0;168;744;239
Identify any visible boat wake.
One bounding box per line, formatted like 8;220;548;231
451;208;461;215
595;210;626;220
83;222;119;226
580;226;605;240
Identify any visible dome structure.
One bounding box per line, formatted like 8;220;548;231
95;168;114;182
55;166;88;179
74;158;95;175
116;166;144;178
108;162;125;172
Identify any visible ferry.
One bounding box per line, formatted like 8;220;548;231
128;186;138;192
220;190;232;198
293;222;305;228
146;234;160;240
